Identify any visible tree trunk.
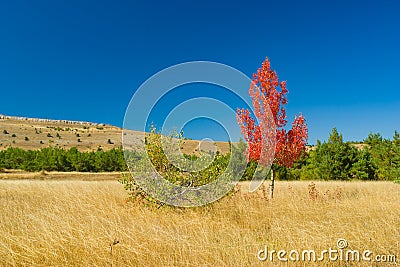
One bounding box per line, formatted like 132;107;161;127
269;169;274;199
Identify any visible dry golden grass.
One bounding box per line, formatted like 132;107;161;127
0;178;399;266
0;170;121;181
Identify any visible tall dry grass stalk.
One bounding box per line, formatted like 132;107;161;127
0;180;399;266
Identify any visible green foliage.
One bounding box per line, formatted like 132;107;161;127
3;130;8;134
0;126;399;183
142;126;230;187
11;134;17;138
350;149;375;180
274;152;308;180
0;146;128;172
306;128;359;180
281;128;399;181
121;126;239;206
295;129;359;180
119;172;163;206
364;131;400;180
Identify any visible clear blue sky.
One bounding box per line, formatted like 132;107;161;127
0;0;399;144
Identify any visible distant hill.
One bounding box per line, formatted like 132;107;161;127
0;114;230;154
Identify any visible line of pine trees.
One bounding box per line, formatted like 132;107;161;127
0;147;127;172
0;128;399;180
274;128;400;181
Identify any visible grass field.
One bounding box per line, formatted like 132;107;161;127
0;175;399;266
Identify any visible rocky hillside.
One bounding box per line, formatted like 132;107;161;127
0;114;230;154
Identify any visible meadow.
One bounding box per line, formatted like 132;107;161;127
0;175;398;266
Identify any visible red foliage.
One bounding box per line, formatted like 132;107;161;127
236;57;308;168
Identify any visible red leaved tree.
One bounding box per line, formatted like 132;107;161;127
236;57;308;198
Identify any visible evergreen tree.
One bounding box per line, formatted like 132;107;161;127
351;149;375;180
364;132;397;180
303;128;358;180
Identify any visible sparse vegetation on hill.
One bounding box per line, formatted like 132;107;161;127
0;116;227;153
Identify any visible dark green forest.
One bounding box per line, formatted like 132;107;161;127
0;128;399;181
276;128;400;181
0;147;127;172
